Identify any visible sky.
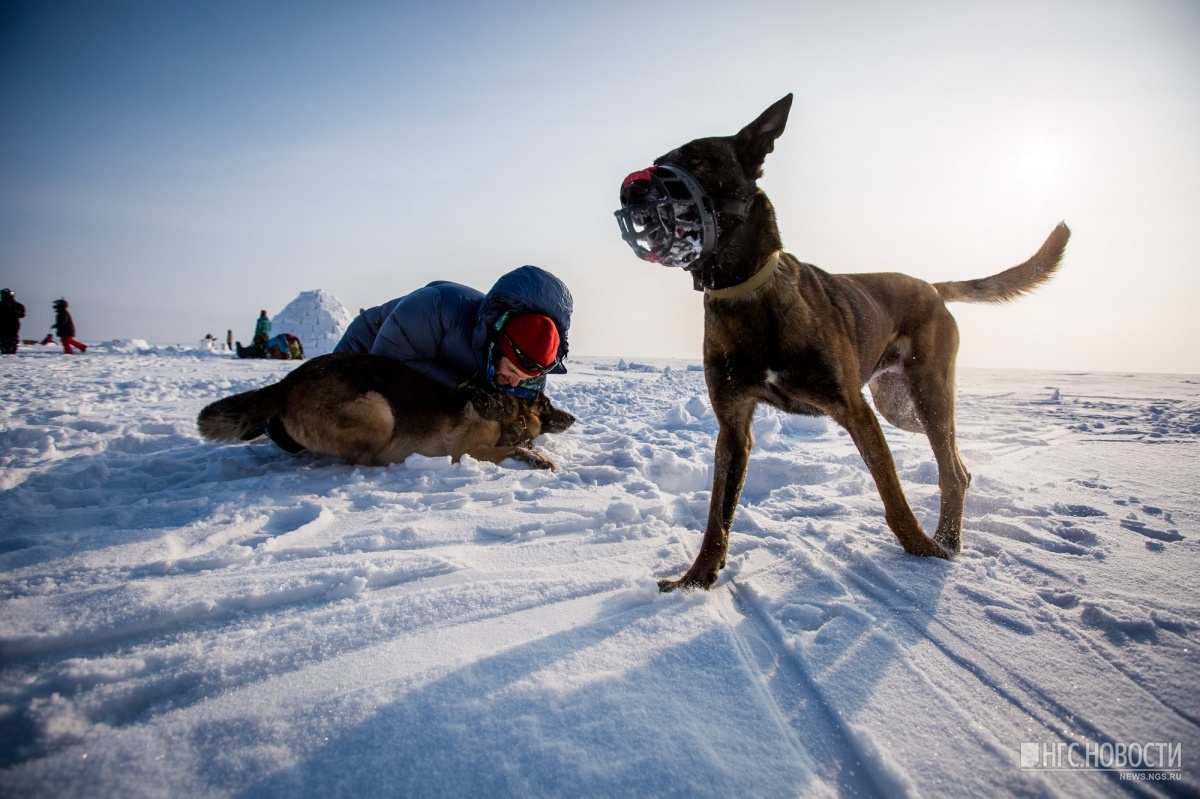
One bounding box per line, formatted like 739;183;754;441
1;0;1198;373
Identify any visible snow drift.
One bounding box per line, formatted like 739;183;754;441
0;347;1196;797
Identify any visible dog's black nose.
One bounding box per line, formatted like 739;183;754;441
621;182;649;204
620;169;658;205
550;410;576;433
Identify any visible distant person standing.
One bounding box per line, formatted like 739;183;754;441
0;288;25;354
226;329;233;352
254;310;271;346
52;298;87;354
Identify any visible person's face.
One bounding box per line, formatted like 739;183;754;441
494;355;537;388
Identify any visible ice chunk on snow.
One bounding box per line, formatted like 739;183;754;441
643;449;709;493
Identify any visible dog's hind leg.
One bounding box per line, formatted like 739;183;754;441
659;398;756;592
904;336;970;555
919;404;969;556
834;394;948;559
266;416;306;454
288;392;394;464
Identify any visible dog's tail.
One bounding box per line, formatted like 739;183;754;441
197;383;285;442
934;222;1070;304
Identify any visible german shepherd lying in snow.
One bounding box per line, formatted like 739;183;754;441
198;353;575;469
615;94;1069;591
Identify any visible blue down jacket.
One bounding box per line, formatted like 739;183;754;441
334;265;572;389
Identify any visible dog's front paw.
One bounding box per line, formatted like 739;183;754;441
512;447;557;471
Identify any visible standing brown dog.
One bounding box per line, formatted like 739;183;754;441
615;94;1069;591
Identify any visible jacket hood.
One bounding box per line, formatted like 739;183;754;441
472;266;573;376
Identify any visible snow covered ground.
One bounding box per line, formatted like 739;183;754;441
1;344;1197;798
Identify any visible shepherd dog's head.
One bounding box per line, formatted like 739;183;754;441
496;392;575;447
466;382;574;447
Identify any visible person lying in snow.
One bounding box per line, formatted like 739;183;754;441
266;334;304;360
236;333;303;360
335;265;572;400
253;266;573;455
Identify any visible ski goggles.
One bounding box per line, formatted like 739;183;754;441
500;328;559;376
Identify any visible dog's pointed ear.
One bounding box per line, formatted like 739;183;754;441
734;94;793;180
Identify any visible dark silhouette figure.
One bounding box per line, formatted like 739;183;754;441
0;288;25;354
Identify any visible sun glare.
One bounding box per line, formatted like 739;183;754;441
1015;144;1062;188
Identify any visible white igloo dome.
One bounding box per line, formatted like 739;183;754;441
271;290;354;357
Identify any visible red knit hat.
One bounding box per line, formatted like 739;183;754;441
496;313;560;374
